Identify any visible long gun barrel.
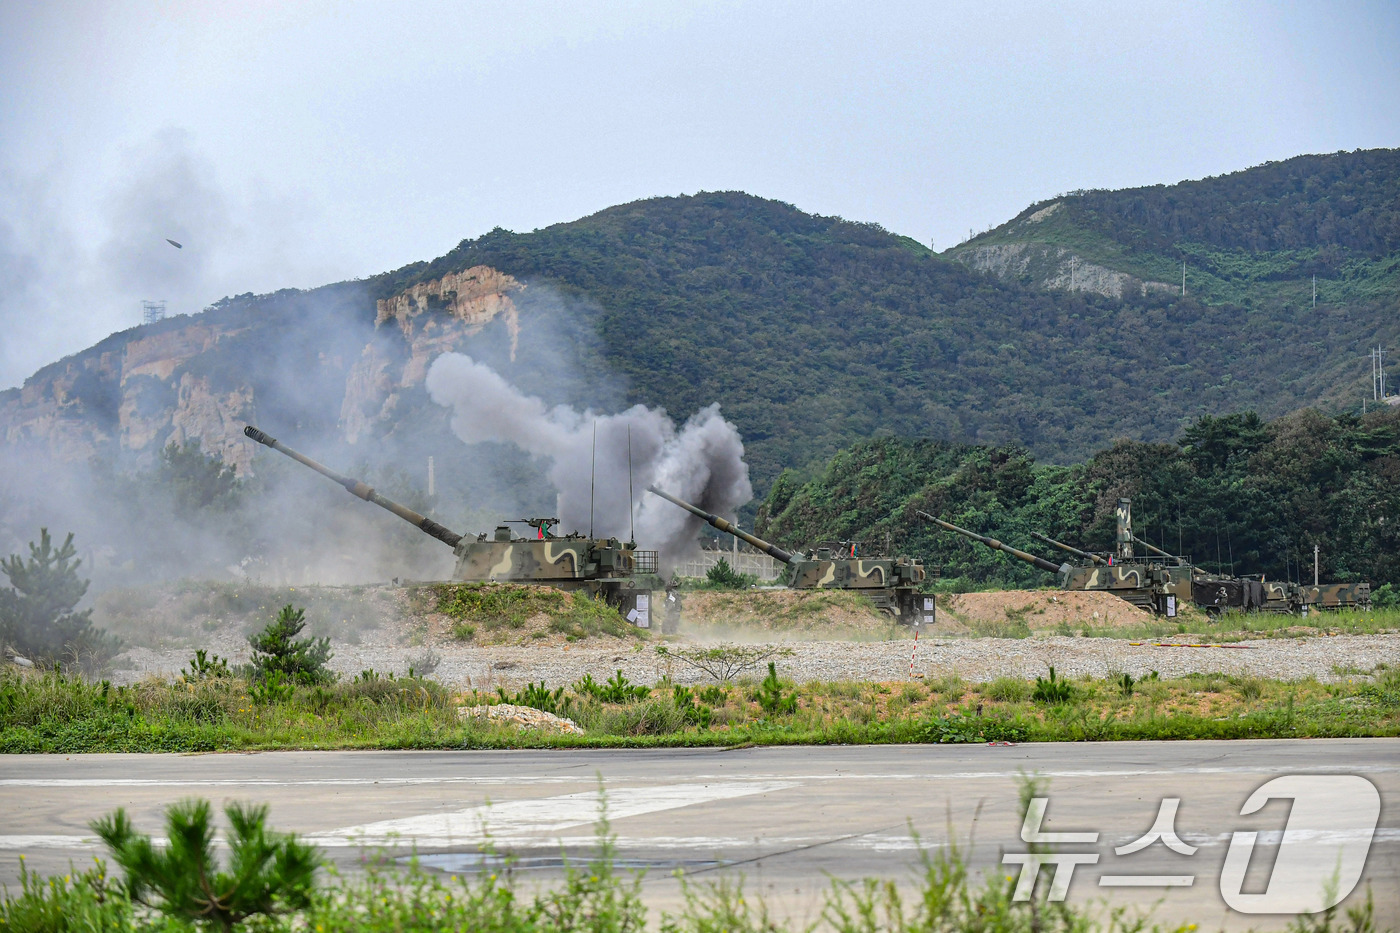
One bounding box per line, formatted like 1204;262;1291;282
917;512;1069;575
1031;531;1108;566
646;486;795;563
243;425;464;549
1132;535;1184;564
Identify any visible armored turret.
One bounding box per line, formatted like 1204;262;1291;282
649;486;930;622
244;425;659;622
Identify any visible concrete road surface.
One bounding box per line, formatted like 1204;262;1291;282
1;740;1396;930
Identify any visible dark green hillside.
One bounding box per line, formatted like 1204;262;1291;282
757;406;1400;590
955;149;1400;310
376;190;1395;487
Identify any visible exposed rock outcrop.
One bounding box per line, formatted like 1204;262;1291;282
954;242;1176;300
0;265;525;469
459;703;585;735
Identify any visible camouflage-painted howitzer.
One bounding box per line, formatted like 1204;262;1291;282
648;486;930;622
1260;580;1371;614
243;426;659;623
921;511;1194;615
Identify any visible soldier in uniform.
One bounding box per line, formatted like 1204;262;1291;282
663;578;684;634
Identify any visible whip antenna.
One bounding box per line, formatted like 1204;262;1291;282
589;420;597;539
627;424;635;543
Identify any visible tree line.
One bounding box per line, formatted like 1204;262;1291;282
757;406;1400;591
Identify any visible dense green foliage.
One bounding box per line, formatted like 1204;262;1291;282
1062;150;1400;257
158;439;241;517
248;605;334;686
759;407;1400;589
93;799;319;932
0;529;118;668
377;165;1398;485
960;149;1400;314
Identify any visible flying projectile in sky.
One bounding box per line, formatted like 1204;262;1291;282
165;238;183;249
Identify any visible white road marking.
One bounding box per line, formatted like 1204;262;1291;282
3;827;1397;855
308;782;798;847
3;763;1395;789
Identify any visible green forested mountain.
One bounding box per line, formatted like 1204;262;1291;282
951;149;1400;311
5;153;1399;508
375;173;1398;487
756;406;1400;589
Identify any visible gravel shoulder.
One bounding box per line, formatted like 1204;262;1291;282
113;626;1399;688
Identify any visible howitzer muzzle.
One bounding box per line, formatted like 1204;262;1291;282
917;511;1069;576
242;424;464;549
646;486;795;563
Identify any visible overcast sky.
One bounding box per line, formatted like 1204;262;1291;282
1;1;1397;390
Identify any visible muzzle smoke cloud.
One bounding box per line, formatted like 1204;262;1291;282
425;352;751;562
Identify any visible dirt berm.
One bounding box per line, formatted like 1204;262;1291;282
938;589;1155;630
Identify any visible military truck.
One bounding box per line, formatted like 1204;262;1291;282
648;486;932;623
243;425;659;625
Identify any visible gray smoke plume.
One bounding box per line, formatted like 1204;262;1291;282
425;352;752;562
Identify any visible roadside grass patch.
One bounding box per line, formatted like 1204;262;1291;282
2;658;1398;754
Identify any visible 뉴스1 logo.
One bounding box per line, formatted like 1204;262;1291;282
1004;774;1381;914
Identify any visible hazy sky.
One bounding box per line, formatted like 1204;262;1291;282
1;0;1397;389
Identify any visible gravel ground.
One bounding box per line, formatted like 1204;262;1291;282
112;628;1399;688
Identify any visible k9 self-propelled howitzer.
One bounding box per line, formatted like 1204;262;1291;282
648;486;931;623
243;426;659;623
919;507;1195;615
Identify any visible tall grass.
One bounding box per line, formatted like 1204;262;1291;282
3;661;1397;753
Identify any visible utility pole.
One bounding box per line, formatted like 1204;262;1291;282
1313;543;1319;587
1181;261;1186;297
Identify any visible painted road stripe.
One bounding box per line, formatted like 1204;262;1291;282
3;763;1397;789
307;781;797;847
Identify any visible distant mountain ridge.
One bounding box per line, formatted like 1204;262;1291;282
3;151;1398;504
950;149;1400;308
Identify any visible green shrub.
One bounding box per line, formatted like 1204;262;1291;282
181;648;231;681
93;798;319;932
704;558;754;589
498;681;572;716
249;605;333;685
0;859;134;932
0;528;119;671
757;662;797;715
1032;666;1074;705
982;677;1030;702
575;670;650;704
672;684;713;728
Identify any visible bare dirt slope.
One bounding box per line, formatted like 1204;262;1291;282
679;589;900;641
938;589;1155;631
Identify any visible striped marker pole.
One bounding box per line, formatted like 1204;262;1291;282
909;624;920;678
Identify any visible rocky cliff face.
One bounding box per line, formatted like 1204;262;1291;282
953;241;1176;300
949;200;1176;300
342;266;523;444
0;266;524;471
